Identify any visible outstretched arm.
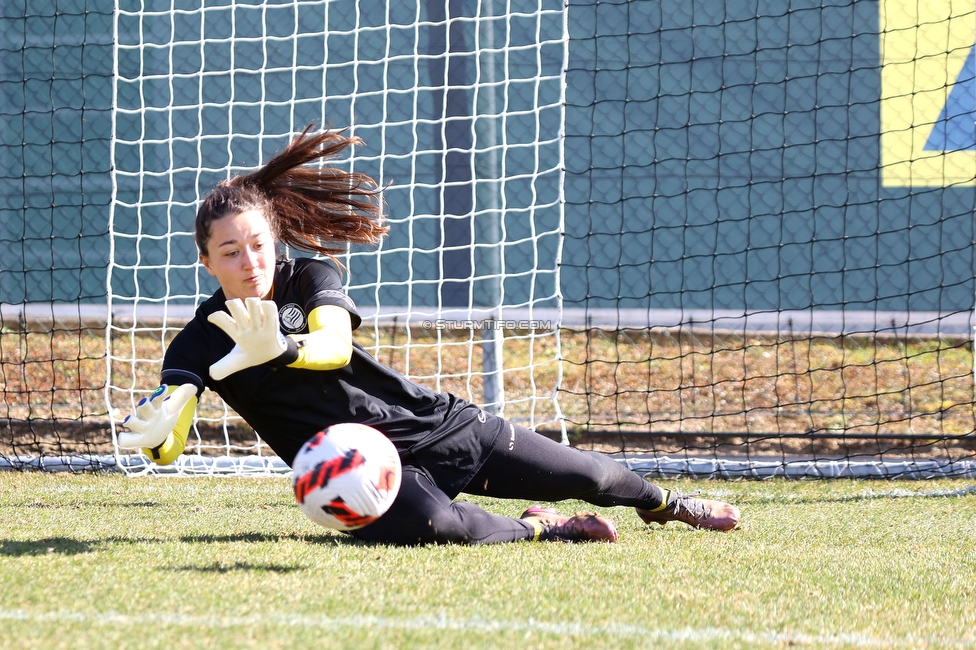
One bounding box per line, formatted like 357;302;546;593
117;383;198;465
285;304;353;371
207;299;353;379
207;298;292;380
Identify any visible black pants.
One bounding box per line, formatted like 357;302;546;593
349;421;666;546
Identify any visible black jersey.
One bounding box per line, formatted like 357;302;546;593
161;257;504;495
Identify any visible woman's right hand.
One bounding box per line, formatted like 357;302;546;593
117;383;198;449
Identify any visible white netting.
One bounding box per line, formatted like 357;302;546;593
108;0;568;474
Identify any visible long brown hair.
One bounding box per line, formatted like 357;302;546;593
195;125;387;264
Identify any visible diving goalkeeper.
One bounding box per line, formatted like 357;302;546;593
118;126;740;545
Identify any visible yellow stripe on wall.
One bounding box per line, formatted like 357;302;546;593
880;0;976;186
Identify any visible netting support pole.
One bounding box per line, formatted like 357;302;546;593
481;319;504;414
476;0;504;415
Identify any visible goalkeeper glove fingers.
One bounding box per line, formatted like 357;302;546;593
208;297;297;380
118;383;197;449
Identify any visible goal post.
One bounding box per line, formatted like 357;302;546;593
2;0;976;479
103;0;568;474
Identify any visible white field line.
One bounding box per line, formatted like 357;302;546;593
0;609;971;648
855;485;976;498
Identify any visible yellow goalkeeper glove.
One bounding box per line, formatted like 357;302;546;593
118;383;198;465
207;298;294;380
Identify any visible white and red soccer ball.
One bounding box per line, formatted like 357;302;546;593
291;423;402;531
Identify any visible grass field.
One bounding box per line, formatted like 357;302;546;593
0;473;973;649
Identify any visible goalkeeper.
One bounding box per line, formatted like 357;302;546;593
119;126;740;545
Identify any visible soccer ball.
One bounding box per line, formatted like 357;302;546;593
292;423;402;531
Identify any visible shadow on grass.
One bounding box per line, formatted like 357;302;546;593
0;538;95;556
0;530;371;559
177;532;362;545
167;533;374;574
169;561;306;574
8;501;162;509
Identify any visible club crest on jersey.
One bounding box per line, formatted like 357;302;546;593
279;303;307;332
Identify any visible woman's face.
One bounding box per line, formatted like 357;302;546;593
199;209;277;301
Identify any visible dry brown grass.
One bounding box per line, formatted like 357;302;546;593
2;323;974;459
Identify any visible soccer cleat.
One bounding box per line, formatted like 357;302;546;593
636;490;740;531
520;505;619;543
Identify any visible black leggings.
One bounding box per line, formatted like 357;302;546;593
349;422;666;546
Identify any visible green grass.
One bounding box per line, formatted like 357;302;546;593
0;473;974;649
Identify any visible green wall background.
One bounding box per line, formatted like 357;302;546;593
2;0;973;318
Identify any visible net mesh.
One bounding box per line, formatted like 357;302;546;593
1;0;974;477
105;0;565;472
557;0;976;477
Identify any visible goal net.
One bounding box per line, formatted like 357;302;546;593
101;0;566;474
1;0;975;478
557;0;976;479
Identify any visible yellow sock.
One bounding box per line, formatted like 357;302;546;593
523;517;543;541
645;488;671;513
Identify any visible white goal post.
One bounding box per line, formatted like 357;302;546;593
107;0;568;474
